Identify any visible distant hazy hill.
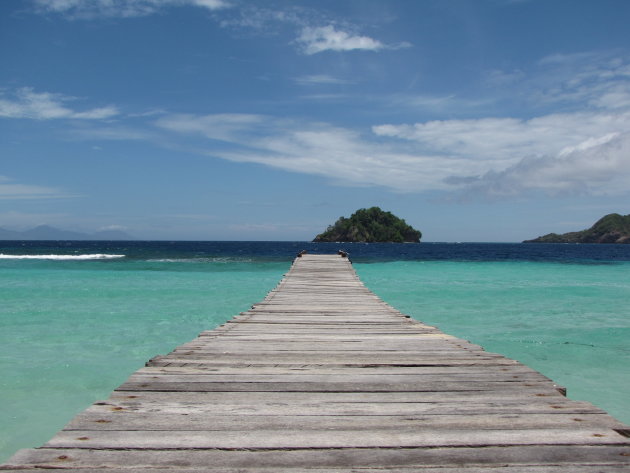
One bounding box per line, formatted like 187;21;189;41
524;213;630;244
313;207;421;243
0;225;134;240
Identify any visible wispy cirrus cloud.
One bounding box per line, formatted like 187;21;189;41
371;52;630;198
372;112;630;164
0;87;118;120
217;4;407;55
155;114;429;190
218;4;308;31
155;113;270;142
483;51;630;114
18;46;626;201
68;125;153;141
32;0;230;19
33;1;409;58
538;53;630;108
0;176;77;200
294;74;354;85
154;106;630;198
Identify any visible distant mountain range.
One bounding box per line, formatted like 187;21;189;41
0;225;134;241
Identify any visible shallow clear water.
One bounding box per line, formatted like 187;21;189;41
1;241;629;462
0;256;288;461
355;260;630;425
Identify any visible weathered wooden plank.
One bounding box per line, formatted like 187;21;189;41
153;350;514;359
146;355;525;366
5;445;630;469
2;467;630;473
44;428;630;449
134;364;546;375
106;389;575;404
147;357;511;366
124;372;553;383
66;412;626;432
83;399;604;416
117;380;563;393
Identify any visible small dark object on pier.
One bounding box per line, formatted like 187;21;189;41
296;250;307;257
338;250;348;258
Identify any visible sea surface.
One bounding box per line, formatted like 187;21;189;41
1;240;629;461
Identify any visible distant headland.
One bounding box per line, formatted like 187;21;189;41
313;207;421;243
0;225;134;241
524;213;630;244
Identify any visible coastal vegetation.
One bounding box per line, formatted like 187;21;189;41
313;207;421;243
524;213;630;244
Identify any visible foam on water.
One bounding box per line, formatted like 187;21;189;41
147;257;255;263
0;254;125;260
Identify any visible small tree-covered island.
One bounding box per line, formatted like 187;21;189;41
524;213;630;244
313;207;421;243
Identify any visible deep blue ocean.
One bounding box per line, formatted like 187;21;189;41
1;240;629;462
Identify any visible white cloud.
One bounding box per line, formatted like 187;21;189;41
373;112;630;164
153;105;630;198
0;88;118;120
380;93;495;115
453;132;630;198
298;93;349;102
154;114;479;191
373;110;630;196
295;74;353;85
591;86;630;110
218;4;308;30
0;176;77;200
527;52;630;110
33;0;229;19
217;5;410;55
70;126;154;141
39;1;409;58
155;113;267;142
191;0;227;9
297;25;384;54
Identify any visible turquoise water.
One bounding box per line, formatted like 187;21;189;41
0;258;289;462
1;250;629;462
355;260;630;426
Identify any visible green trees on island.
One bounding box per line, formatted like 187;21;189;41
313;207;421;243
524;213;630;244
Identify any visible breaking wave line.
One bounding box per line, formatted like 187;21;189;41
0;254;125;260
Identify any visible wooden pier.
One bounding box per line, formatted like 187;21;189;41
3;253;630;471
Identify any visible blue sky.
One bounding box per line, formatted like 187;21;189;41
1;0;630;241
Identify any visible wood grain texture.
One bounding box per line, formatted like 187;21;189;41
2;253;629;471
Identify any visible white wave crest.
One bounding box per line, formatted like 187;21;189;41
0;253;125;260
147;257;253;263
